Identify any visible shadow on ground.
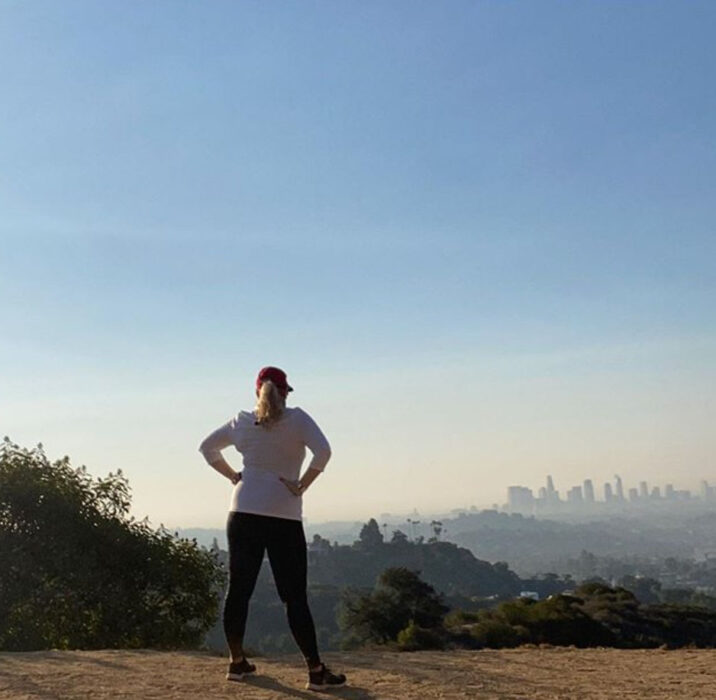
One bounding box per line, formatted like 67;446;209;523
243;674;375;699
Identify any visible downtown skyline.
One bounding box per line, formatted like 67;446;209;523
507;473;716;515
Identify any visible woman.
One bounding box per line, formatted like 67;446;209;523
198;366;346;691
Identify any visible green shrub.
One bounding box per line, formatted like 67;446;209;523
396;621;446;651
444;609;482;626
497;598;535;627
0;439;223;650
470;619;526;648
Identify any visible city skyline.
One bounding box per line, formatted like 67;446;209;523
507;473;716;514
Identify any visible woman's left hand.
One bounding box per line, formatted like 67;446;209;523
279;477;303;497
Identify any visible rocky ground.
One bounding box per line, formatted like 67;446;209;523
1;647;715;699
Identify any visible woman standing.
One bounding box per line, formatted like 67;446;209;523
199;366;346;691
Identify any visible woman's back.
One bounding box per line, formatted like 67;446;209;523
200;405;331;521
233;407;307;478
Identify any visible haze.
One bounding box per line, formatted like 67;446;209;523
2;1;715;528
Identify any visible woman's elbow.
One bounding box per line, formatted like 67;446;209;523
198;441;216;464
318;448;332;468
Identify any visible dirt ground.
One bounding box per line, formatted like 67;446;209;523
1;647;715;699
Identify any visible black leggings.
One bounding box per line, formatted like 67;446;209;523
224;511;320;667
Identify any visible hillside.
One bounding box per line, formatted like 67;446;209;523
1;648;715;699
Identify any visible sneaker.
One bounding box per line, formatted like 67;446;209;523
306;663;347;691
226;657;256;681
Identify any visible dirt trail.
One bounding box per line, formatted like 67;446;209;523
1;648;715;699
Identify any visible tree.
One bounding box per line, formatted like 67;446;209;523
357;518;384;549
379;567;448;629
0;439;224;650
340;567;448;645
429;520;443;542
390;529;409;545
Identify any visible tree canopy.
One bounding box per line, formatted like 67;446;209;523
340;567;448;645
0;439;223;651
357;518;384;549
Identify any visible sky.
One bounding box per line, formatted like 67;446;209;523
2;1;715;528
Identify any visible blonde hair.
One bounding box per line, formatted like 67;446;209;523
254;380;286;427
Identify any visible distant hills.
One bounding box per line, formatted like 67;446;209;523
177;507;716;577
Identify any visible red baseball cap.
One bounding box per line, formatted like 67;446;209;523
256;366;294;395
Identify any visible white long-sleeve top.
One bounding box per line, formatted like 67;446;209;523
198;406;331;521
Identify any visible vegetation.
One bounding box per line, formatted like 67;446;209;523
8;441;709;657
309;518;522;597
206;518;716;655
340;567;448;649
206;518;526;656
446;582;716;650
332;565;716;652
0;439;224;651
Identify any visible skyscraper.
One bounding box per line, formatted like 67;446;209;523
583;479;595;503
507;486;534;513
614;474;624;501
546;475;559;504
604;483;613;502
567;486;583;503
639;481;649;498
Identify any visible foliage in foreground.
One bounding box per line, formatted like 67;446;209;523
339;565;716;651
448;582;716;649
0;439;224;651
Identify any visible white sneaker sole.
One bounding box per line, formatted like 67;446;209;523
306;680;347;691
227;670;256;682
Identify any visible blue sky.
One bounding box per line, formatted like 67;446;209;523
2;1;715;526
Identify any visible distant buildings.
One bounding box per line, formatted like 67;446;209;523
567;486;583;503
604;483;613;502
546;475;559;505
614;474;624;501
504;474;709;515
583;479;595;503
507;486;534;512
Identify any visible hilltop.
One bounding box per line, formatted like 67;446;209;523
1;648;715;699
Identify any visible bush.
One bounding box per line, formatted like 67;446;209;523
521;595;615;647
444;609;482;626
0;439;224;650
446;584;716;650
396;621;446;651
469;619;526;648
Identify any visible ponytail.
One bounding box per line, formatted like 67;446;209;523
254;380;286;427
